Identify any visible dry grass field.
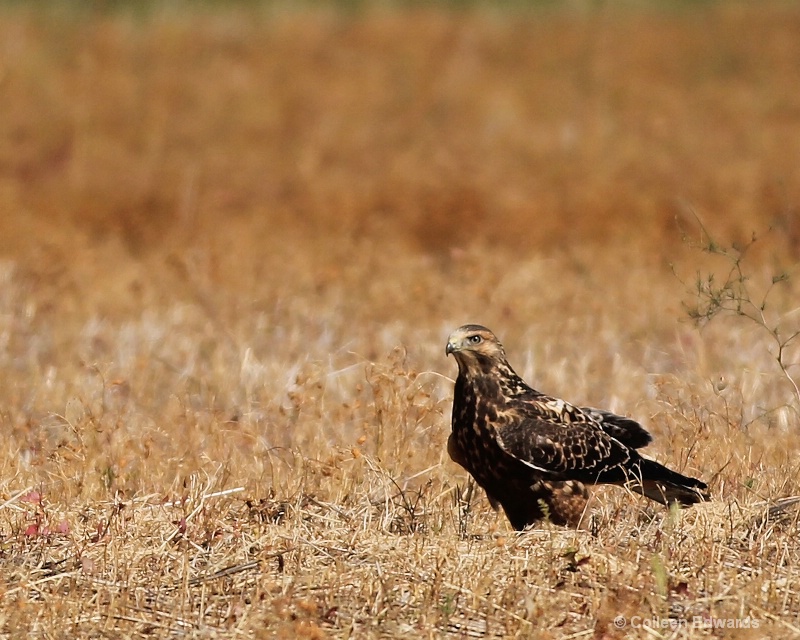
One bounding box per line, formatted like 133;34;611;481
2;1;800;637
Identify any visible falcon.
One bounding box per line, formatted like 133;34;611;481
446;324;709;530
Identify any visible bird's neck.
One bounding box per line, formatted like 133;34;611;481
458;356;537;399
496;363;536;397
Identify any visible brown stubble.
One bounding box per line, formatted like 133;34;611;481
0;3;799;638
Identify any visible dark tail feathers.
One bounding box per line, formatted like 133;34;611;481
626;457;709;506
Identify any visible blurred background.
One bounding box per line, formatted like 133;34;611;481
2;0;800;427
3;0;798;312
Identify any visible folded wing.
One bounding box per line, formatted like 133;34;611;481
495;401;708;505
581;407;653;449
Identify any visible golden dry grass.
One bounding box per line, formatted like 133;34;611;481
1;2;800;638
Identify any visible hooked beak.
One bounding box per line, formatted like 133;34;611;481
445;340;457;356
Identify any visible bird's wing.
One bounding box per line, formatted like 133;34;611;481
580;407;653;449
494;397;634;479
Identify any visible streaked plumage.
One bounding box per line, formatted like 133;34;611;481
446;324;709;530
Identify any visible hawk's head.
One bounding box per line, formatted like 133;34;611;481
446;325;507;371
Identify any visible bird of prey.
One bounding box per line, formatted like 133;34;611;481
446;324;709;530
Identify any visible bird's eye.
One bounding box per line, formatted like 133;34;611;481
468;335;482;344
